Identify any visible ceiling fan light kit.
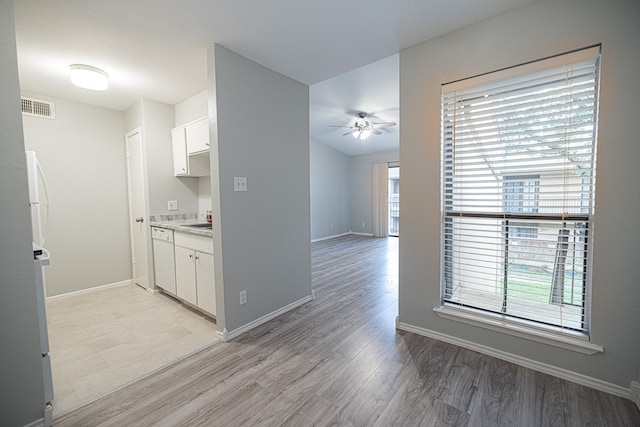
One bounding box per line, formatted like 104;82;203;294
330;112;396;142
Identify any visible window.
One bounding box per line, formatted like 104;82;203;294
440;46;600;337
504;175;539;238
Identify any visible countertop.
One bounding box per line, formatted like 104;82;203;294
150;219;213;237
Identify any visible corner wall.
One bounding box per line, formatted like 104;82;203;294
0;1;46;424
399;0;640;390
310;139;350;240
22;94;132;296
213;45;312;334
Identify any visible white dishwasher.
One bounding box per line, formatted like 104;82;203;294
151;227;176;295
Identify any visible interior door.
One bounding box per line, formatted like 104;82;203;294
126;129;149;289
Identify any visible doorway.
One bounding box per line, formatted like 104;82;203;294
388;165;399;237
125;129;150;289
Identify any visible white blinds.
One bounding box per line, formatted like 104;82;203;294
440;46;600;333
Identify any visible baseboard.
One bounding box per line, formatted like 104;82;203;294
311;232;350;243
47;279;133;300
222;294;313;341
396;319;631;400
23;418;45;427
631;381;640;410
311;231;379;242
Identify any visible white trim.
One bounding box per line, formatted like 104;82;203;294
222;294;313;342
433;305;603;355
23;418;44;427
47;279;132;301
311;232;350;243
631;381;640;410
311;231;375;243
396;319;629;399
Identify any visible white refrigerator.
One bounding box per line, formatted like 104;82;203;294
26;150;54;425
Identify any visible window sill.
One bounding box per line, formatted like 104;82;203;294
433;304;603;355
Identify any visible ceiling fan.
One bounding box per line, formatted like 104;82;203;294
330;112;396;141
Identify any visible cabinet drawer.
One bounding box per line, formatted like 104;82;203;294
174;232;213;254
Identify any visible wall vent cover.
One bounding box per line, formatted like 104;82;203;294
21;96;55;119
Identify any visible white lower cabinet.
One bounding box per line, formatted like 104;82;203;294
174;232;216;316
195;251;215;315
174;245;198;306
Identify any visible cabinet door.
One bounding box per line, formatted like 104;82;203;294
195;251;215;315
171;128;188;176
175;246;197;306
185;118;210;154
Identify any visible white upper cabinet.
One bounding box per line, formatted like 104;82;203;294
171;117;211;177
172;127;188;176
185;117;210;155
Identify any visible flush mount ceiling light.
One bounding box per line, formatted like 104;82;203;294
69;64;108;91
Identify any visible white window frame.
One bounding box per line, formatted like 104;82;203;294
437;45;603;354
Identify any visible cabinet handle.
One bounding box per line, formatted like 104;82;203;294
189;254;193;259
135;217;144;223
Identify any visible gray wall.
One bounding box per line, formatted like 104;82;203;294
349;150;399;235
213;45;312;334
310;139;350;240
399;0;640;388
22;94;132;296
0;0;46;424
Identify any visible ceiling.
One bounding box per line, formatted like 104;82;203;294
12;0;539;154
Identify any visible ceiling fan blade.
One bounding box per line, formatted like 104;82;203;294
329;125;354;128
343;130;355;137
370;122;396;128
371;128;383;135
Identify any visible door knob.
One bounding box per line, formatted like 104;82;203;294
135;217;144;223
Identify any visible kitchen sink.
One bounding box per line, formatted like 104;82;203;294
184;223;212;229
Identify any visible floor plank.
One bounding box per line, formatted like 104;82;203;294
54;235;640;426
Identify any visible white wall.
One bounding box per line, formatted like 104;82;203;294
175;89;208;127
399;0;640;389
22;94;132;296
212;45;312;335
0;1;46;424
349;150;399;235
310;139;350;240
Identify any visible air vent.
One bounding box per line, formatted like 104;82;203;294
21;96;55;119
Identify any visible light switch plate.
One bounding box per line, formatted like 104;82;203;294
234;176;248;192
168;200;179;211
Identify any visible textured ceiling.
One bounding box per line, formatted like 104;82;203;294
12;0;539;154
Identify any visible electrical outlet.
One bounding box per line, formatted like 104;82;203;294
168;200;179;211
362;221;366;228
330;223;333;229
239;290;247;305
234;177;248;192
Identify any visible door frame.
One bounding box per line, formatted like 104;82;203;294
125;128;154;291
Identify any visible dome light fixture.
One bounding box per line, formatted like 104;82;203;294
69;64;109;91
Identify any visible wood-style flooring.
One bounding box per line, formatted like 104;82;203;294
55;235;640;426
